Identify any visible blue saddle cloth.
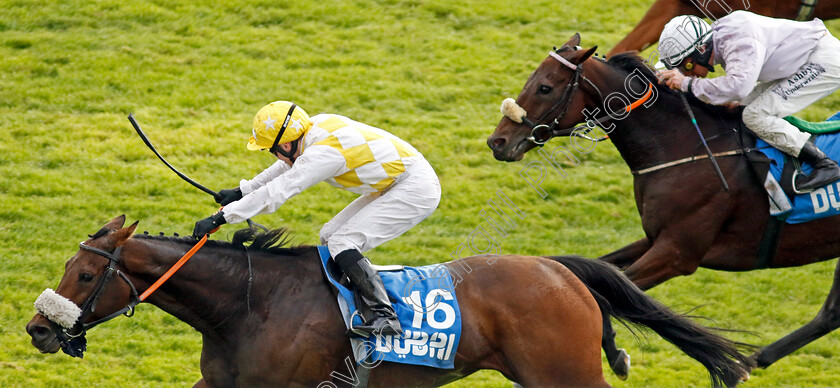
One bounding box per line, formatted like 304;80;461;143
757;112;840;224
316;246;462;369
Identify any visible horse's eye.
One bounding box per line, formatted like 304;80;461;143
538;85;552;94
79;273;95;283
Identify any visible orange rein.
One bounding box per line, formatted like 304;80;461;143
138;234;208;301
626;83;654;112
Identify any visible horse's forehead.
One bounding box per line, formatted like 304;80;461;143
64;241;109;271
516;63;561;102
525;60;564;86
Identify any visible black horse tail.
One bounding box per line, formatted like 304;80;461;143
549;255;754;388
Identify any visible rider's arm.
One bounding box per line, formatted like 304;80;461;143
238;160;292;195
692;37;766;105
221;146;345;224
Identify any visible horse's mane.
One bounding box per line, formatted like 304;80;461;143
133;227;307;256
604;52;741;121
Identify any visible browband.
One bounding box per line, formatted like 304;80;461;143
549;51;577;71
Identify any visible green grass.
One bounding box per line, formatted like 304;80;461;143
2;0;840;386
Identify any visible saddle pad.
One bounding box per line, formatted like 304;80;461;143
316;246;462;369
757;113;840;224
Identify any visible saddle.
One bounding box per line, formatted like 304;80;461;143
742;113;840;223
315;246;463;371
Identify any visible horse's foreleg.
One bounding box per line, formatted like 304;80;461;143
602;319;630;380
753;259;840;369
598;238;651;270
597;238;649;379
623;237;705;290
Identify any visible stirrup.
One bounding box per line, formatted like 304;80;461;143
792;170;810;194
346;311;402;338
346;310;370;338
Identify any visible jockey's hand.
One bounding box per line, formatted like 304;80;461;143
217;187;243;206
658;69;686;91
193;211;227;238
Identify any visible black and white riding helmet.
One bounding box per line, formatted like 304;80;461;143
656;15;714;71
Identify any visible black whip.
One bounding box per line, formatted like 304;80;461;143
678;94;729;191
129;114;268;232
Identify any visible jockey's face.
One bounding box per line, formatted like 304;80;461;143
680;58;711;78
272;142;300;166
680;46;714;78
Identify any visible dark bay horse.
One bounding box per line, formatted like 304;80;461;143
26;215;750;387
608;0;840;56
487;33;840;375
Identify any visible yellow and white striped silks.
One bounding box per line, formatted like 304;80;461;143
305;114;422;195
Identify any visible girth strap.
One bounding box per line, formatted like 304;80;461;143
355;357;372;388
631;150;744;175
756;215;784;269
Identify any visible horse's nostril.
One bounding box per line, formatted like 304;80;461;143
26;323;49;339
490;137;507;150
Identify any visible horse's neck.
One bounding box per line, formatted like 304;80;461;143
601;85;740;171
124;238;318;334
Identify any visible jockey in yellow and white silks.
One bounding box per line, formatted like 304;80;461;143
193;101;441;337
657;11;840;193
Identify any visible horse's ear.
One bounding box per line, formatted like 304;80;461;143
103;215;127;230
112;221;139;246
560;33;581;49
571;45;598;64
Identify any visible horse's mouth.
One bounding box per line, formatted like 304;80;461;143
31;335;61;354
27;314;63;354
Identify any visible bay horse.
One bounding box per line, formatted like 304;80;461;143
487;33;840;377
25;215;751;387
608;0;840;56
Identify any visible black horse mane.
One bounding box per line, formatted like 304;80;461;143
133;227;306;256
604;52;741;121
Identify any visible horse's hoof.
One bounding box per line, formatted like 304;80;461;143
610;348;630;380
726;360;752;387
737;361;751;383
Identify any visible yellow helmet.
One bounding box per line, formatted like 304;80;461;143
247;101;311;151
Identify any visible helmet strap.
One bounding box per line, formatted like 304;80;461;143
276;138;300;163
268;103;298;154
690;38;715;73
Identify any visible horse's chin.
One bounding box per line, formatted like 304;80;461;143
31;337;61;354
492;138;533;162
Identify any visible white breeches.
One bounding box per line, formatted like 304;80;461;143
743;33;840;157
320;159;441;259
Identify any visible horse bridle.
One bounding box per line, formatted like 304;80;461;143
521;50;607;146
48;244;141;350
42;236;254;357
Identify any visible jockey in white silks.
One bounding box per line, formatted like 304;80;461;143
193;101;441;337
657;11;840;193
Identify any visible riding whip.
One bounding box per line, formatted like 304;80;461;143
678;94;730;191
129;114;268;232
129;114;225;202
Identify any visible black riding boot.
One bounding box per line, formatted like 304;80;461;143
335;250;403;337
795;138;840;193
